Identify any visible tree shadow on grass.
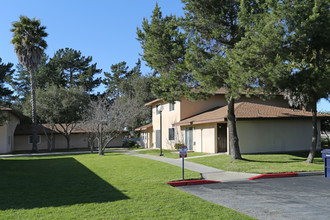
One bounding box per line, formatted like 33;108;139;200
240;158;305;163
0;158;129;210
241;152;323;164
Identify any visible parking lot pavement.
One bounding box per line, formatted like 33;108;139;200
179;175;330;220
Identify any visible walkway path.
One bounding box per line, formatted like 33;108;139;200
109;149;258;182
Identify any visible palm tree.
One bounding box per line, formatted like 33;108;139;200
11;16;48;152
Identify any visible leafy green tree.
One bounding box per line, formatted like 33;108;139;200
103;60;155;130
48;48;102;93
231;0;329;162
137;3;245;159
183;0;249;159
36;86;88;149
0;58;14;106
11;16;48;152
0;58;14;125
9;54;50;100
280;0;330;163
228;0;286;96
137;4;193;102
103;60;142;100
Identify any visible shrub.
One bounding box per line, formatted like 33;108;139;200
321;138;330;148
123;139;136;148
174;143;184;150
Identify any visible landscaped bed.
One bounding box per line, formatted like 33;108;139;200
0;153;251;219
135;149;208;159
187;152;324;174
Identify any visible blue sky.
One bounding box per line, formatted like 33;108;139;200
1;0;329;111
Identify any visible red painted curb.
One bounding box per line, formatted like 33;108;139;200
249;172;298;180
167;179;221;187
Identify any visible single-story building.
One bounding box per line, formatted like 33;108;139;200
0;108;125;154
0;108;21;154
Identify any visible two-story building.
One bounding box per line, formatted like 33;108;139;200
136;88;327;154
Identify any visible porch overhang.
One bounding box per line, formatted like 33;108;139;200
135;123;153;131
173;118;226;126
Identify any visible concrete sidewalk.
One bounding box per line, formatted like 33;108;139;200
109;149;259;182
0;151;92;158
2;149;321;182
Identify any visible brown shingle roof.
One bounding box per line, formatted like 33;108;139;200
173;102;330;126
144;87;283;107
135;123;153;131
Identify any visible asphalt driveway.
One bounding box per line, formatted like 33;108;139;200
179;175;330;220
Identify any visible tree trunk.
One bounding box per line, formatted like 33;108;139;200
306;102;318;163
49;131;54;152
98;148;104;156
227;96;242;159
65;135;71;150
30;68;38;152
42;126;54;152
98;138;104;156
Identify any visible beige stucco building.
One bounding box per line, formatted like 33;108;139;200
136;88;328;154
0;108;20;154
0;108;125;154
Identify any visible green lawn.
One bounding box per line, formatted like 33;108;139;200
0;153;252;219
187;152;324;174
135;149;208;159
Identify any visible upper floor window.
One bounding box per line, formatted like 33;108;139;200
169;102;175;112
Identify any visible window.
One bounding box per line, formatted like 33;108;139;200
169;128;175;140
28;135;41;144
169;102;175;111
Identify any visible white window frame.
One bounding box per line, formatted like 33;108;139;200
169;102;175;112
168;128;175;141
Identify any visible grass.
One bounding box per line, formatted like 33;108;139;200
187;152;324;174
135;149;208;159
0;153;252;219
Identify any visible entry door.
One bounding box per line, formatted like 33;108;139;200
185;127;193;151
217;123;227;152
156;130;160;148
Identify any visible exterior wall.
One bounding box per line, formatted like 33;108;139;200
152;101;181;150
108;134;125;147
183;123;216;153
147;94;317;154
237;95;290;108
180;96;227;120
14;133;89;152
0;113;20;154
236;119;321;154
0;125;8;153
15;134;50;151
56;134;89;149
